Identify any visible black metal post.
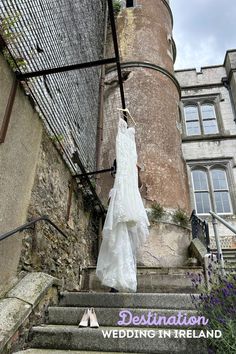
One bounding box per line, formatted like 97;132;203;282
72;151;105;213
107;0;127;121
0;77;18;143
74;167;114;178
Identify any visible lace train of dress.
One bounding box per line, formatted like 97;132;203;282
96;118;150;292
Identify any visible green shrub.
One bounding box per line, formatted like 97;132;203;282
0;14;20;43
113;1;122;15
172;207;189;227
150;202;165;221
0;13;27;70
50;134;64;142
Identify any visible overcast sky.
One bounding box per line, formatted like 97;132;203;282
171;0;236;70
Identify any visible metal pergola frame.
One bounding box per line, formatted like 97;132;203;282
15;0;127;117
0;0;127;213
13;0;126;184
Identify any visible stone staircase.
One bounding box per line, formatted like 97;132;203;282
82;266;202;293
212;248;236;274
14;266;208;354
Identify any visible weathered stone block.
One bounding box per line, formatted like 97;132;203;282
6;273;61;308
0;272;59;354
137;223;191;267
189;239;208;266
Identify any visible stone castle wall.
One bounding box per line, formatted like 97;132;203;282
18;131;99;291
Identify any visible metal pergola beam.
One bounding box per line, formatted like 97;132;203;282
16;57;117;80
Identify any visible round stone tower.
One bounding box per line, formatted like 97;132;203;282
98;0;190;213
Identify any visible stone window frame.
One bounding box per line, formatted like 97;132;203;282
180;94;224;138
187;159;235;216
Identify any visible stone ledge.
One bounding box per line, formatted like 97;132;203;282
0;271;27;299
6;272;61;307
0;298;31;351
189;239;208;266
0;272;60;353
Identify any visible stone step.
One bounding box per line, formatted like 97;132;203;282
225;260;236;268
225;262;236;268
212;248;236;252
225;254;236;258
30;325;207;353
82;267;202;293
224;254;236;258
225;263;236;271
224;258;236;263
212;249;236;257
225;268;236;274
14;350;138;354
209;264;236;274
48;307;198;327
224;253;236;257
222;257;236;262
59;293;196;310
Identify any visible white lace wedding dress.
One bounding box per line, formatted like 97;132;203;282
96;118;150;292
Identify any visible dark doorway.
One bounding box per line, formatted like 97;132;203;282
126;0;134;7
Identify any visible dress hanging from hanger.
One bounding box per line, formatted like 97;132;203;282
96;118;150;292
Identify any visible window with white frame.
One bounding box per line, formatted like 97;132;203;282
191;166;232;215
192;169;211;214
184;102;219;136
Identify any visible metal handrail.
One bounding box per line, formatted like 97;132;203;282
0;215;68;242
209;211;236;234
190;209;210;252
209;211;236;277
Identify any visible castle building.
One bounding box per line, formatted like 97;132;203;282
98;0;236;257
176;50;236;248
0;0;235;295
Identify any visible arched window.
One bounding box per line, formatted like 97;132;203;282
211;168;231;213
191;167;232;214
192;169;211;214
184;105;200;136
201;104;218;134
183;102;219;136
